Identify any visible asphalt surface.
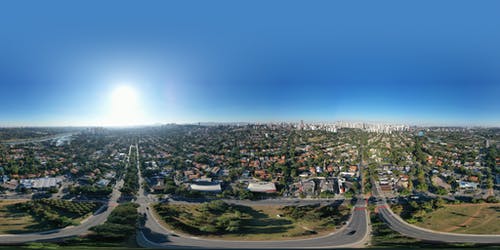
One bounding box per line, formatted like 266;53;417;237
135;144;370;249
170;197;347;207
371;178;500;244
0;179;123;244
138;197;369;249
6;141;498;247
0;143;132;244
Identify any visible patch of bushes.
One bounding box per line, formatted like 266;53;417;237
396;198;445;223
69;185;113;197
371;213;419;246
14;199;99;228
89;202;139;241
154;200;243;235
280;203;349;225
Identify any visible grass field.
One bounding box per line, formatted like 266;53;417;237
0;199;98;234
0;200;40;234
153;202;348;240
415;203;500;234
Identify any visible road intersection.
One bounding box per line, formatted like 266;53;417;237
134;143;371;248
1;143;499;247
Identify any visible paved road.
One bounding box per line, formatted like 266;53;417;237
134;144;370;249
138;197;369;249
0;144;134;244
0;179;123;244
371;178;500;244
169;197;348;207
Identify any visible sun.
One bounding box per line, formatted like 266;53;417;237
107;85;142;126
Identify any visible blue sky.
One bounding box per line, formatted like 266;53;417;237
0;0;499;126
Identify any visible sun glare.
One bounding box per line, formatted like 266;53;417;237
107;85;142;126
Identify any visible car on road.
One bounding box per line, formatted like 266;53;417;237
347;230;356;235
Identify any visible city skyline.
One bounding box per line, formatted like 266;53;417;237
1;1;499;249
1;0;500;127
0;119;498;129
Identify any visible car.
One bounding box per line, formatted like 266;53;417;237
347;230;356;235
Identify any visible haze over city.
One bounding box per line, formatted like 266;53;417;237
1;0;499;127
1;1;500;250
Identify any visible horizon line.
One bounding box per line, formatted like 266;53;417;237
0;120;499;129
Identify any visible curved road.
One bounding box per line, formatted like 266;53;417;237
5;142;499;246
371;178;500;244
138;195;369;249
134;144;371;248
0;179;123;244
0;143;134;244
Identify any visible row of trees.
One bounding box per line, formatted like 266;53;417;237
14;199;97;229
484;144;498;172
15;202;73;228
120;148;139;196
69;185;113;197
35;198;100;217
